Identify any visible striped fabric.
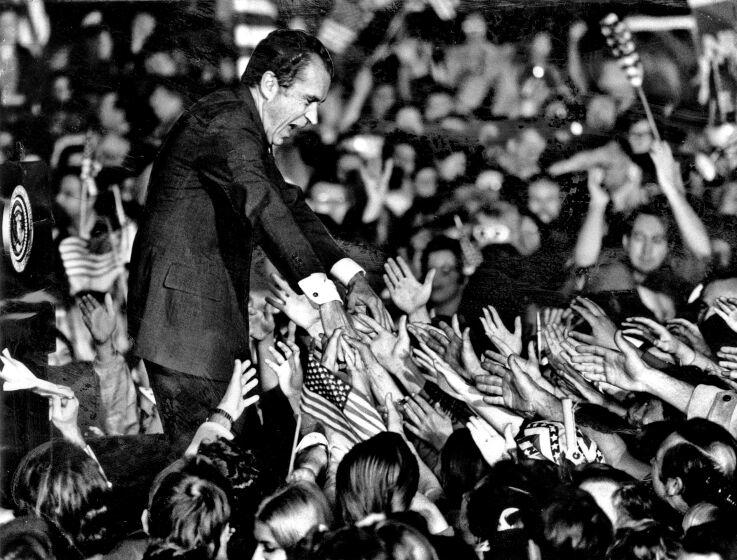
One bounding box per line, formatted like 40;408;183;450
300;354;386;447
58;235;125;296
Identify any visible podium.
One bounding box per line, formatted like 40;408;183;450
1;160;58;499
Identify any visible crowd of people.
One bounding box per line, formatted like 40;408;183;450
4;0;737;559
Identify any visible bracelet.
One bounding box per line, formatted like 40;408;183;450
210;408;234;425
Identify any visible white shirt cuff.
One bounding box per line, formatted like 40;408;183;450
299;273;342;305
330;258;365;287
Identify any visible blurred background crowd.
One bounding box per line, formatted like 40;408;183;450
4;0;737;558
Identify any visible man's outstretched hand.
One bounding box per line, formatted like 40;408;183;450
346;273;394;330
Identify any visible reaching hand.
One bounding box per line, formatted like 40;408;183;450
413;342;483;404
249;298;276;342
360;157;393;202
384;256;435;315
717;346;737;378
571;332;650;393
482;355;547;417
621;316;686;356
264;340;303;399
650;141;679;192
361;314;411;375
541;307;577;331
461;328;485;379
49;393;84;447
437;318;469;379
569;20;588;42
217;359;259;422
467;416;515;466
266;273;320;332
480;306;523;356
0;349;74;399
667;318;711;356
79;293;116;345
346;274;394;331
320;328;344;373
714;297;737;333
402;394;453;451
569;297;618;350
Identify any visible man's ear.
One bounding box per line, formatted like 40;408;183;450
259;71;279;101
622;234;629;250
665;476;683;497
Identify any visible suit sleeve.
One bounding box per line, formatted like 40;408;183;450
280;181;347;269
194;112;332;292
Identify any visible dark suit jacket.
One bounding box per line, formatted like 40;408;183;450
128;83;347;380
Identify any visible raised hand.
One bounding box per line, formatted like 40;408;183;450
482;355;548;417
217;359;259;422
571;332;650;393
569;297;618;350
586;166;609;207
364;315;412;374
717;346;737;378
266;273;320;333
475;360;506;399
437;319;469;378
249;297;276;342
467;416;515;466
384;256;435;315
714;297;737;333
461;328;485;379
346;274;394;331
402;394;453;451
621;316;685;356
480;306;522;356
413;341;483;404
650;140;679;191
320;328;344;373
264;340;303;400
667;318;711;356
79;293;116;345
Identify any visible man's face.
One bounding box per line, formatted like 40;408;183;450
628;119;654;154
527;179;561;224
262;57;330;147
623;214;669;275
427;250;462;304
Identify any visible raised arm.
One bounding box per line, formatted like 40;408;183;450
574;167;609;267
650;141;712;260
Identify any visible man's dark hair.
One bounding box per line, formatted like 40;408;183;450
623;199;677;246
541;488;614;560
335;432;419;524
420;236;464;277
241;29;333;88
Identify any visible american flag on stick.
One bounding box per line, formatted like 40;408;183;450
300;355;386;446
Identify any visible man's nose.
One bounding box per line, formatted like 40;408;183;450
305;103;318;126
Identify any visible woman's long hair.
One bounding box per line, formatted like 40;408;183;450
335;432;419;525
11;441;113;558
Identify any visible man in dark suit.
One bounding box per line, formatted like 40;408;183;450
128;30;390;448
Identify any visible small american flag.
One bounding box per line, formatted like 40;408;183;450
300;355;386;446
58;235;125;296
